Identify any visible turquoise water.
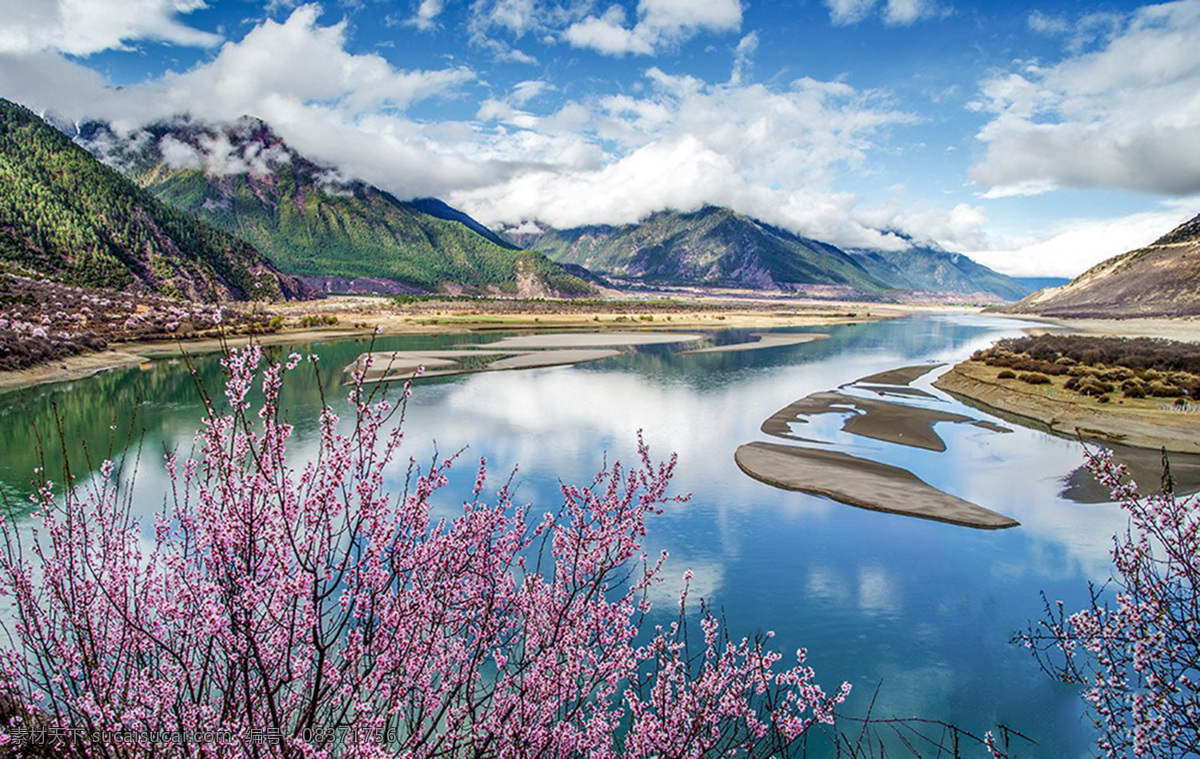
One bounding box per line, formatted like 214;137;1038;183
2;313;1160;756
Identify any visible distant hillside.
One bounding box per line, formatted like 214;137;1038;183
0;99;305;301
1013;276;1070;293
848;245;1031;301
78;117;593;298
999;213;1200;317
509;207;888;293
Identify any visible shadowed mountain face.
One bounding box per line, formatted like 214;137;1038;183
506;207;889;293
77;117;594;298
848;246;1032;301
999;212;1200;318
0;99;306;302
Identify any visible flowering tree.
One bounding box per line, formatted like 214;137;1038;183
0;346;849;757
1021;447;1200;758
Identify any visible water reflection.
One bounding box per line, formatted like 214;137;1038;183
0;314;1170;756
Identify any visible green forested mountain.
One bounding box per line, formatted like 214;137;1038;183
80;117;593;297
847;245;1031;300
0;99;304;301
506;207;889;293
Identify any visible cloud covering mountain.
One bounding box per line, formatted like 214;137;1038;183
3;0;1200;278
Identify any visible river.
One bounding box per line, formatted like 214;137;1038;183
1;312;1152;756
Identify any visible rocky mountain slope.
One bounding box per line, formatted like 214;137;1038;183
78;117;592;297
511;207;1029;300
0;99;305;301
848;244;1031;301
999;213;1200;317
507;207;888;294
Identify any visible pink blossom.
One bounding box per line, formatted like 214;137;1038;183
0;347;849;757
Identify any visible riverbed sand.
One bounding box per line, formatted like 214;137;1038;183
852;364;944;386
760;390;976;451
0;350;150;393
735;441;1019;529
0;295;935;393
468;332;703;349
1000;315;1200;342
676;333;830;355
349;348;623;382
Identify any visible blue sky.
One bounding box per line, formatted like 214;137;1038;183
2;0;1199;276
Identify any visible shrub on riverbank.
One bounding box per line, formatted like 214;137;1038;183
973;335;1200;400
985;334;1200;375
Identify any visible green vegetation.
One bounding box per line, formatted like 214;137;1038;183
0;100;294;301
296;314;339;328
117;122;592;297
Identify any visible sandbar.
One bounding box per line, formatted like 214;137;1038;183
472;332;703;350
761;390;975;452
484;349;621;370
855;384;937;399
348;351;507;382
347;347;622;383
853;364;944;387
677;333;830;355
735;441;1018;529
934;361;1200;454
0;350;149;393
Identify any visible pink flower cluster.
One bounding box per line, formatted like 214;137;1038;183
1022;447;1200;758
0;347;849;757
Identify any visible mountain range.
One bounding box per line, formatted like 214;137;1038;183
0;99;305;301
847;244;1031;301
508;207;1032;301
1;95;1048;305
77;117;593;298
999;213;1200;317
507;207;886;293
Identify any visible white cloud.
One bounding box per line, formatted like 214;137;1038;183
158;135;206;170
465;0;548;63
469;0;543;39
860;202;990;251
827;0;877;26
1;5;495;196
971;1;1200;197
0;3;981;256
825;0;944;27
159;5;475;120
882;0;942;26
412;0;447;30
450;67;921;249
1027;10;1125;54
1027;10;1069;35
563;6;654;56
729;31;757;84
509;79;553;105
564;0;743;57
0;0;221;56
155;126;295;177
965;205;1199;277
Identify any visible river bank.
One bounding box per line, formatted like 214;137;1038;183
934;360;1200;454
1004;314;1200;342
1;296;949;393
